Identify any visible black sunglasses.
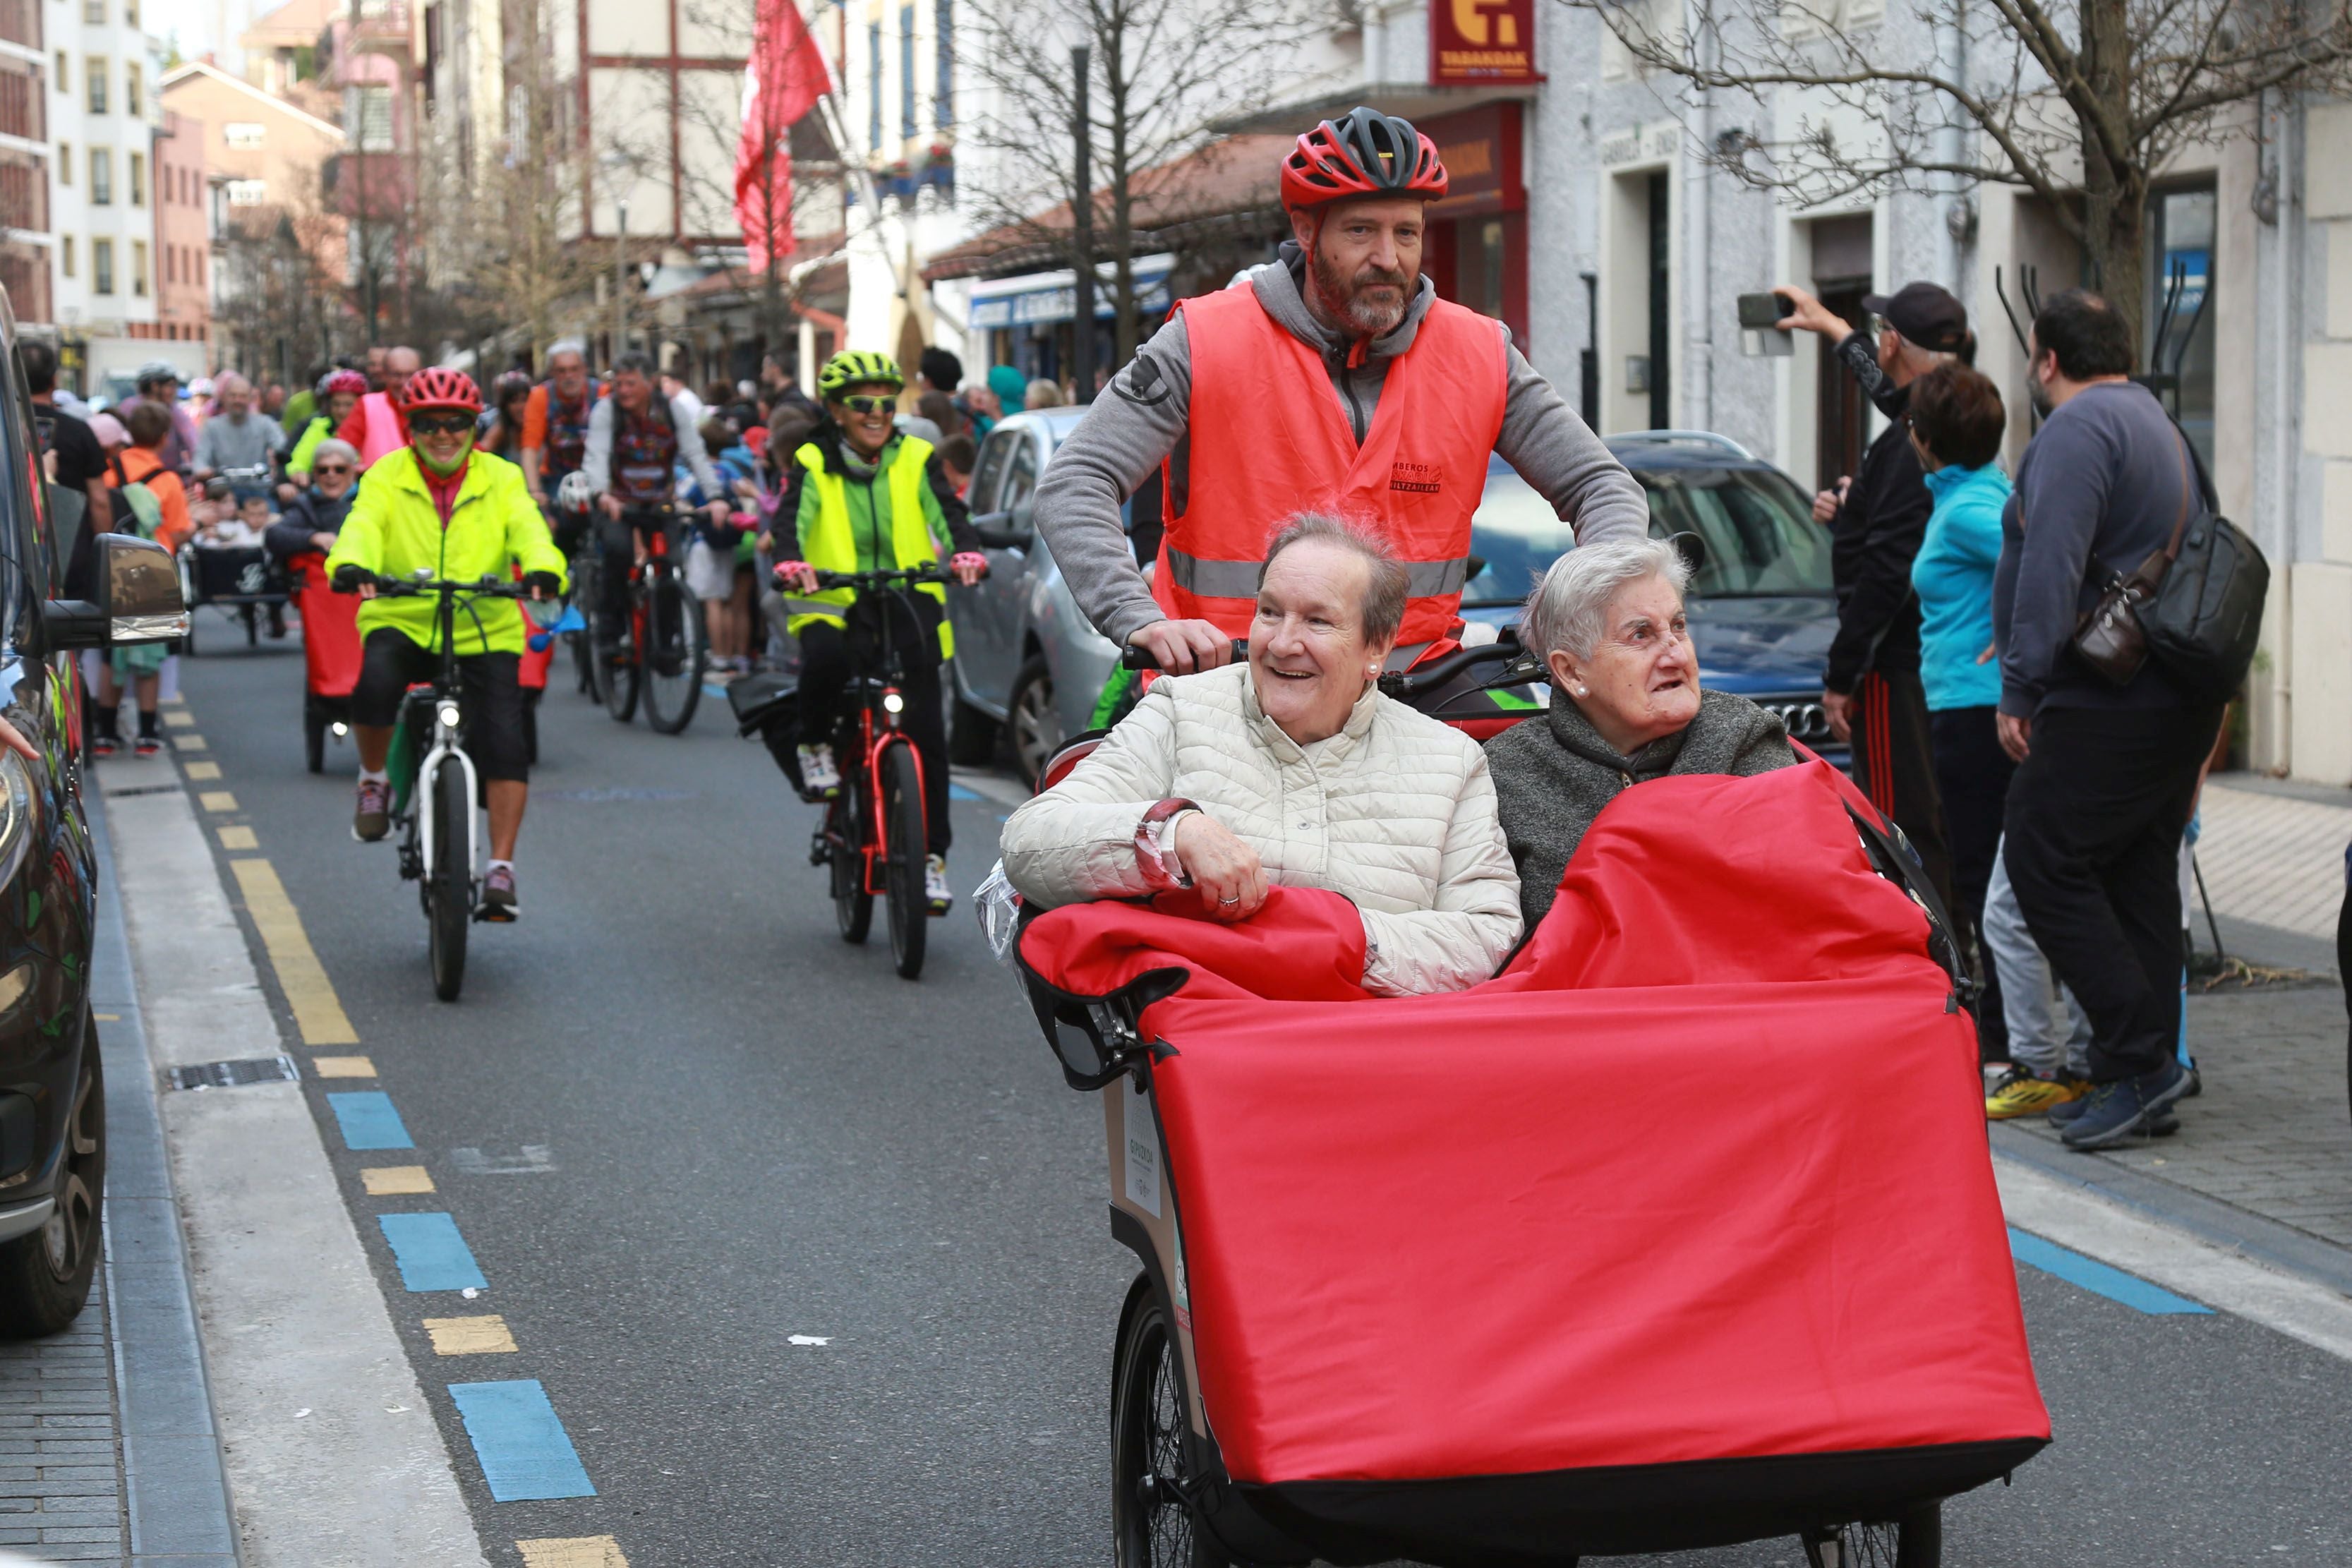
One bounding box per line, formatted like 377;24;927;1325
408;411;476;436
313;463;354;476
837;394;895;416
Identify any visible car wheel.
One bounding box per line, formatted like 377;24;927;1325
0;1023;103;1338
946;664;999;767
1008;654;1061;790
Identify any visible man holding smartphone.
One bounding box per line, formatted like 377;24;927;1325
1773;279;1965;905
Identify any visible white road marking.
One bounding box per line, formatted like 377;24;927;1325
1997;1157;2352;1361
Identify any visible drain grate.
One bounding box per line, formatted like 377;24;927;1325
167;1056;301;1091
105;783;181;798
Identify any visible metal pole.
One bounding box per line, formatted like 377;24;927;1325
613;198;629;364
1071;45;1094;404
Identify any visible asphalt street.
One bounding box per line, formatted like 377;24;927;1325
152;628;2352;1567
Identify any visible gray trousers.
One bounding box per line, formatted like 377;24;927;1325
1985;833;2092;1079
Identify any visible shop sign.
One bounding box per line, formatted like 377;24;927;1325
968;267;1174;331
1430;0;1537;86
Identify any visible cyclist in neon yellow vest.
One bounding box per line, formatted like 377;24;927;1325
773;349;987;912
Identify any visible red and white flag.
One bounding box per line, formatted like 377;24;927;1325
735;0;831;272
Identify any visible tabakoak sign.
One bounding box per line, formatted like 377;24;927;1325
1430;0;1538;85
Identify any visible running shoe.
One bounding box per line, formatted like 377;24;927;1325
925;854;952;915
133;734;161;757
1985;1068;2085;1121
797;742;840;795
478;864;518;922
352;778;392;842
91;732;117;758
2061;1060;2191;1150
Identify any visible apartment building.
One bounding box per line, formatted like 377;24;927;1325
0;0;49;328
152;104;204;345
50;0;164;386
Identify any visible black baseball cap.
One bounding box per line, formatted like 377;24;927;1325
1860;282;1969;353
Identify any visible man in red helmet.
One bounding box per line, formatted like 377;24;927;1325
1035;106;1648;674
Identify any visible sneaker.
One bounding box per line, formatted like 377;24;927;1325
2180;1063;2202;1099
797;742;840;795
1986;1068;2086;1121
478;864;518;922
133;735;161;757
90;733;116;758
925;853;952;915
2060;1060;2192;1150
352;778;392;842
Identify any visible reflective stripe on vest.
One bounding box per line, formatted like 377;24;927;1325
1158;284;1507;646
788;436;954;660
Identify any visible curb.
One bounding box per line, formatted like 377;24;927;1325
88;790;242;1567
1991;1121;2352;1301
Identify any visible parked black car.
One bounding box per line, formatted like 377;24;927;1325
0;301;187;1334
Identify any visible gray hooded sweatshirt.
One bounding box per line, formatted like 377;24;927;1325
1033;245;1651;647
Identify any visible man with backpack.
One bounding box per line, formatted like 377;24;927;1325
1996;288;2228;1150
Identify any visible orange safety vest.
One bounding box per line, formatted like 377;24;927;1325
1157;284;1508;647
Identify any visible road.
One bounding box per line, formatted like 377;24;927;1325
138;630;2352;1567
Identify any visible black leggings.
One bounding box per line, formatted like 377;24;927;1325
797;596;951;855
1929;705;2015;1059
351;629;530;783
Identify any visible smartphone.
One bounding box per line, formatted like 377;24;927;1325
1736;291;1794;330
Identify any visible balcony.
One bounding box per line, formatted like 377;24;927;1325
339;0;411;58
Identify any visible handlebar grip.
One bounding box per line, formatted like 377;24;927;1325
1120;638;1249;671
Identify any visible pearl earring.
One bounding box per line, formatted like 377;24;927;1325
1575;685;1588;696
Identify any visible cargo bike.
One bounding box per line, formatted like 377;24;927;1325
998;632;2051;1568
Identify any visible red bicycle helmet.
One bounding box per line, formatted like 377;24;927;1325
318;368;368;399
400;366;483;414
1281;107;1448;210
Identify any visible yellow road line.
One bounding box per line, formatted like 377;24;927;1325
162;710;195;729
361;1166;434;1195
92;1013;119;1023
423;1315;518;1356
217;826;257;850
198;791;237;812
226;858;358;1045
174;734;207;752
183;761;222;780
311;1055;375;1078
519;1538;627;1568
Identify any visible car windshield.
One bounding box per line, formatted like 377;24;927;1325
1461;456;1833;605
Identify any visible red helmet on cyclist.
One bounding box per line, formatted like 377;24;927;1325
318;368;368;399
400;367;483;414
1280;107;1448;211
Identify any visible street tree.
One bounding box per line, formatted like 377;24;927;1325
958;0;1315;366
1572;0;2352;332
213;165;352;383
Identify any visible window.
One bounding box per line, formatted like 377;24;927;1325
123;61;138;116
226;178;264;205
131;239;145;295
224;121;263;149
83;56;102;114
127;149;141;205
123;0;136;23
58;235;71;278
346;85;391;150
80;0;99;21
54;140;66;185
51;54;63;95
933;0;952;130
91;237;110;294
866;21;881;151
898;5;915;140
88;145;108;204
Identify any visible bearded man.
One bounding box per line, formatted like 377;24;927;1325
1035;106;1647;675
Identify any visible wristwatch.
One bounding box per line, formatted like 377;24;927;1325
1135;797;1200;891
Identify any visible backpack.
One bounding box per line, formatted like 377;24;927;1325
2140;428;2269;702
108;454;164;541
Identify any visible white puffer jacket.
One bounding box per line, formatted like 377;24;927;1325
999;663;1521;996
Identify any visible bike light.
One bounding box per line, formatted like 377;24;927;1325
882;692;905;714
331;721;349;737
438;701;462;730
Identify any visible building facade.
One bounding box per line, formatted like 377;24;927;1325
49;0;164;385
0;0;49;330
152;104;205;346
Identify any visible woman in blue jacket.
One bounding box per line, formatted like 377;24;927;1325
1905;364;2017;1077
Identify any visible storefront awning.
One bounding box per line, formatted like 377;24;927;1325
967;254;1177;330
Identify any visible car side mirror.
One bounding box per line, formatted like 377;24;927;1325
44;533;189;650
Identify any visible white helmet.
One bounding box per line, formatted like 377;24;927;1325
555;470;594;515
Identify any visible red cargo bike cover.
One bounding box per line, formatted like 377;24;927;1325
1020;761;2049;1490
291;554;363;698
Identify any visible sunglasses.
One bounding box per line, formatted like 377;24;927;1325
313;464;353;476
837;394;895;416
408;411;476;436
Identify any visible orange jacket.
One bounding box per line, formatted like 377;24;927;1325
108;447;193;554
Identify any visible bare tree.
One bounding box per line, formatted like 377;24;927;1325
1574;0;2352;331
958;0;1313;364
214;164;353;382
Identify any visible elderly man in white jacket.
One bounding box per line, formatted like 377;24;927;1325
1000;515;1521;996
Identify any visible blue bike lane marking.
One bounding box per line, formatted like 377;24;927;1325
2008;1228;2214;1315
379;1213;492;1293
327;1090;415;1150
447;1380;598;1501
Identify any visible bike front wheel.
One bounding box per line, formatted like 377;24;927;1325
639;569;704;735
829;790;872;943
880;742;927;980
427;758;471;1001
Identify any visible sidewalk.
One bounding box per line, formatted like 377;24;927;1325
1994;773;2352;1289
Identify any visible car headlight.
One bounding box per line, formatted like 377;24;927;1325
0;749;37;894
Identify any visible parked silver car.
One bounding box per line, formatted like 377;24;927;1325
944;408;1128;785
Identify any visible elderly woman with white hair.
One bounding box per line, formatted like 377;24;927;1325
265;438;361;563
1000;514;1521;996
1485;537;1799;929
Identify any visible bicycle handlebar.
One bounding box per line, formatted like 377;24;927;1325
804;564;979;590
1119;639;1250;671
337;572;533;600
1378;641;1533;699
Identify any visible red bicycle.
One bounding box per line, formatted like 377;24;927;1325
596;500;704;734
804;564;967;980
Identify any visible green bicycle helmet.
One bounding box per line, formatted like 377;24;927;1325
818;349;905;400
